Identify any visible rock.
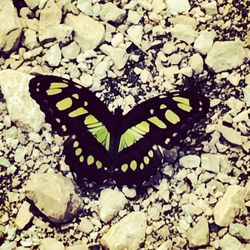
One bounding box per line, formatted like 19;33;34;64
122;186;137;199
205;41;246;72
171;24;197;44
15;201;33;230
201;1;217;15
66;243;88;250
243;85;250;107
78;217;94;234
152;0;167;13
216;124;243;146
100;45;129;70
39;238;64;250
229;223;250;241
0;157;11;168
62;42;80;60
246;180;250;201
218;234;245;250
24;0;39;9
214;185;247;227
140;69;152;83
25;173;81;223
189;53;203;74
65;13;105;50
0;0;22;54
111;33;124;47
38;0;62;43
162;42;177;55
101;212;147;250
201;154;221;173
166;0;190;15
99;188;127;223
76;0;93;15
100;2;125;23
24;29;38;50
179;155;201;169
187;217;209;247
127;25;143;45
194;31;216;55
127;10;142;24
157;240;172;250
45;44;61;67
0;70;45;132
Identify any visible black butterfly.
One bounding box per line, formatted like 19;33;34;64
29;75;209;186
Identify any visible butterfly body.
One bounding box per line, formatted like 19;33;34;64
29;75;209;186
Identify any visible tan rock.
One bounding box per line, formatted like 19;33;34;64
100;2;125;23
194;31;216;55
0;0;22;53
24;0;39;9
25;173;81;223
0;70;45;132
171;24;197;44
15;201;33;230
39;238;64;250
214;185;247;227
101;212;147;250
65;13;105;50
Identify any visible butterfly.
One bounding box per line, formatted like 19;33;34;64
29;75;209;186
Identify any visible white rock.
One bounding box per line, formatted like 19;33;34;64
38;0;62;43
229;223;250;241
99;188;127;223
111;33;124;47
140;69;152;83
101;212;147;250
127;25;143;45
187;217;209;247
46;44;61;67
157;240;172;250
171;24;197;44
179;155;200;169
227;73;241;86
194;31;216;55
61;42;80;60
24;29;38;50
216;124;243;146
246;180;250;201
201;1;217;15
162;42;177;55
24;0;39;9
243;85;250;107
94;60;110;80
122;186;137;198
100;2;125;23
0;0;22;53
201;154;221;173
180;66;192;77
77;0;93;15
189;53;203;74
152;0;166;13
65;13;105;50
39;238;64;250
205;41;246;72
78;217;94;234
66;243;88;250
218;234;245;250
166;0;190;15
108;48;129;70
80;73;93;88
25;173;81;223
127;10;142;24
14;146;27;163
0;70;45;132
214;185;247;227
15;201;33;230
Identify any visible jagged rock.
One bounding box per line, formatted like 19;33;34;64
127;25;143;45
39;238;64;250
99;188;127;223
166;0;190;15
214;185;247;227
15;201;33;230
194;31;216;55
179;155;201;169
45;44;62;67
0;70;45;132
243;85;250;107
100;2;125;23
25;173;81;223
218;234;246;250
101;212;147;250
24;0;39;9
65;13;105;50
171;24;197;44
189;53;203;74
205;41;246;72
61;42;80;60
0;0;22;54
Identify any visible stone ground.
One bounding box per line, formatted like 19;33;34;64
0;0;249;249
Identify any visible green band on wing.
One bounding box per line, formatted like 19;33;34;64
148;116;167;129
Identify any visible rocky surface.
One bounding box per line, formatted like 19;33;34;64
0;0;249;249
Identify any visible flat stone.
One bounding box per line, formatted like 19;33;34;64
214;185;247;227
99;188;127;223
15;201;33;230
187;217;209;247
45;44;61;67
179;155;201;169
218;234;245;250
127;10;142;24
229;223;250;241
201;1;218;15
76;0;93;15
127;25;143;45
100;2;125;23
171;24;197;44
216;124;243;146
166;0;190;15
39;238;64;250
0;0;22;54
38;0;62;43
189;53;203;74
0;70;45;132
61;42;80;60
65;13;105;50
101;212;147;250
205;41;246;72
194;31;216;55
25;173;81;223
78;217;94;234
201;154;221;173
